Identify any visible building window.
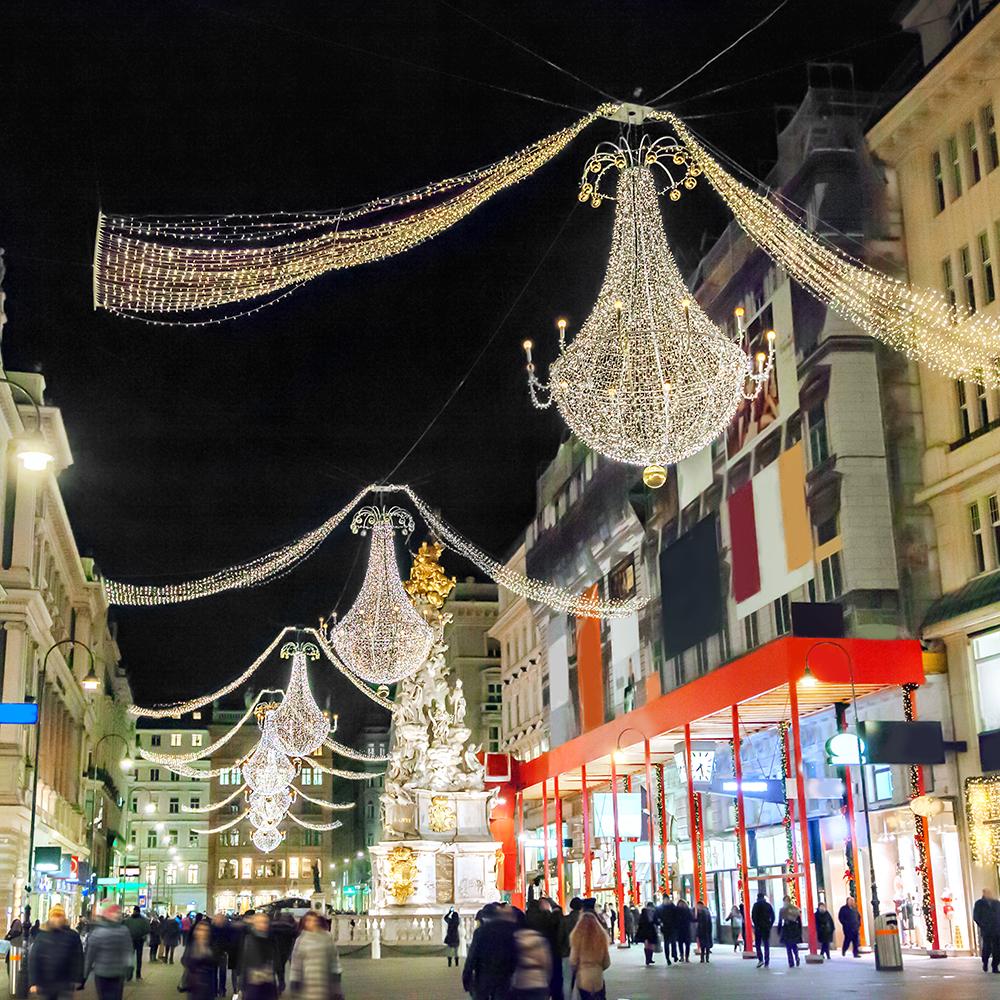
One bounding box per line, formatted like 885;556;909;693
981;232;996;304
972;501;987;573
187;863;199;884
226;829;240;846
488;724;501;753
948;135;962;199
774;594;791;636
168;829;178;845
984;103;999;171
170;771;180;783
190;796;200;810
808;404;829;467
973;629;1000;731
170;733;182;747
146;829;158;849
961;244;976;310
192;711;202;720
943;256;956;307
191;734;203;747
289;857;300;880
967;119;982;184
151;735;162;748
990;495;1000;561
872;766;894;802
485;681;502;710
165;864;177;886
743;611;759;650
304;831;322;847
144;863;157;886
820;552;844;600
218;859;234;880
241;857;252;880
169;797;179;814
958;382;972;437
189;829;199;847
149;768;160;783
976;382;990;428
608;555;636;600
932;150;945;212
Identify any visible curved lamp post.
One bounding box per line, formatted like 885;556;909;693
87;732;134;886
0;377;55;472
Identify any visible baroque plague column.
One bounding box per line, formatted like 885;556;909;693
368;542;501;946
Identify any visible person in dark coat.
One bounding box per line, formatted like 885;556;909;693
838;897;861;958
148;917;161;966
634;903;660;965
238;913;278;1000
210;912;233;996
270;913;296;993
462;903;518;1000
777;898;802;969
654;896;677;965
182;922;218;1000
674;898;693;962
695;903;713;962
815;902;835;960
444;907;461;967
161;916;181;964
624;906;637;946
123;907;150;981
524;898;563;1000
973;887;1000;973
28;904;83;999
751;890;775;968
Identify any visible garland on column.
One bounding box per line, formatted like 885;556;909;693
778;722;798;906
842;804;858;900
655;763;671;896
903;683;937;949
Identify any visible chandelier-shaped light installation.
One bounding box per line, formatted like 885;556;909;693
252;827;283;853
330;506;435;685
242;709;296;795
526;137;774;487
271;640;329;756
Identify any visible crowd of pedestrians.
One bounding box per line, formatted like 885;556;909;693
10;901;344;1000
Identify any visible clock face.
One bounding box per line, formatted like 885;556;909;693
690;751;715;783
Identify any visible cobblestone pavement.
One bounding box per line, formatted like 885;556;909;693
69;940;999;1000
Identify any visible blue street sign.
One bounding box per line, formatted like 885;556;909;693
0;703;39;724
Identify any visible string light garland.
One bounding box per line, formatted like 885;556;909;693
94;112;603;323
330;506;436;685
525;147;773;485
271;641;330;756
193;811;247;836
967;775;1000;865
323;737;391;763
286;813;345;833
310;757;385;780
183;783;247;813
653;110;1000;387
289;784;356;810
777;722;798;907
903;684;936;948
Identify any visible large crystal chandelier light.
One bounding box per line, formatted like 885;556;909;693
242;708;296;795
330;506;435;685
272;640;329;757
252;827;284;853
525;136;774;488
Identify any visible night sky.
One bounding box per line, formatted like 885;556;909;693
3;1;917;729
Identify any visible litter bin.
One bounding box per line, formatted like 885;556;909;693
873;912;903;971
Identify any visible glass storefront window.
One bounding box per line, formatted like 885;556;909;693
973;629;1000;731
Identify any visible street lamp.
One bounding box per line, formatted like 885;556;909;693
805;640;880;918
0;377;55;472
86;731;133;889
25;639;98;918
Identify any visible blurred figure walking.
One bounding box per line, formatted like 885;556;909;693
695;902;713;963
238;913;279;1000
777;897;802;969
181;921;218;1000
569;912;610;1000
288;912;343;1000
123;906;150;981
28;904;82;1000
751;890;774;968
83;904;134;1000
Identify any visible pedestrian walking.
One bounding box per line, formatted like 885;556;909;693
674;897;693;962
726;903;743;951
837;897;861;958
973;887;1000;974
149;916;161;966
510;924;551;1000
82;904;134;1000
654;895;677;964
634;903;660;966
751;890;774;968
444;906;461;967
181;921;218;1000
695;903;713;963
568;911;610;1000
271;912;297;993
210;913;232;997
815;902;835;961
181;914;193;946
462;902;518;1000
606;905;616;944
288;911;343;1000
623;905;636;946
238;913;279;1000
777;897;802;968
27;904;83;1000
123;906;150;981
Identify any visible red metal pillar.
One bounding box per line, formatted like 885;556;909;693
838;707;867;948
657;763;670;896
554;775;565;910
542;778;551;898
683;724;702;904
609;753;626;945
906;686;941;952
581;764;592;898
732;705;754;956
788;679;818;957
643;738;658;900
516;791;526;908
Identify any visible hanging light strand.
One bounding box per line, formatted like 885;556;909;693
289;784;357;810
323;737;391;763
285;814;345;833
182;783;248;813
310;757;385;780
94;112;605;322
653;110;1000;386
192;811;247;836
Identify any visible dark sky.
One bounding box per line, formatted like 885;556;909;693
3;1;917;723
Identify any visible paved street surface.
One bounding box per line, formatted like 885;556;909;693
67;943;999;1000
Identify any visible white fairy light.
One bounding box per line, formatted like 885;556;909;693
242;709;296;796
182;784;247;813
271;641;329;757
330;506;435;685
525;148;773;483
323;736;391;763
252;827;284;853
289;784;356;810
286;814;344;833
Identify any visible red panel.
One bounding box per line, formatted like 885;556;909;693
488;781;516;893
576;584;605;733
728;481;761;602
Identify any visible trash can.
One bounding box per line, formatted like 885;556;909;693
873;912;903;971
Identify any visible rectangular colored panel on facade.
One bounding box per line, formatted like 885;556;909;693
659;512;722;657
728;482;761;601
576;584;604;734
778;441;812;571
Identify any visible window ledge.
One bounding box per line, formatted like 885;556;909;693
949;417;1000;451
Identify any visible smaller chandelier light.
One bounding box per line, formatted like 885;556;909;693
330;506;435;685
526;141;773;487
242;709;296;796
252;827;284;853
272;640;329;757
